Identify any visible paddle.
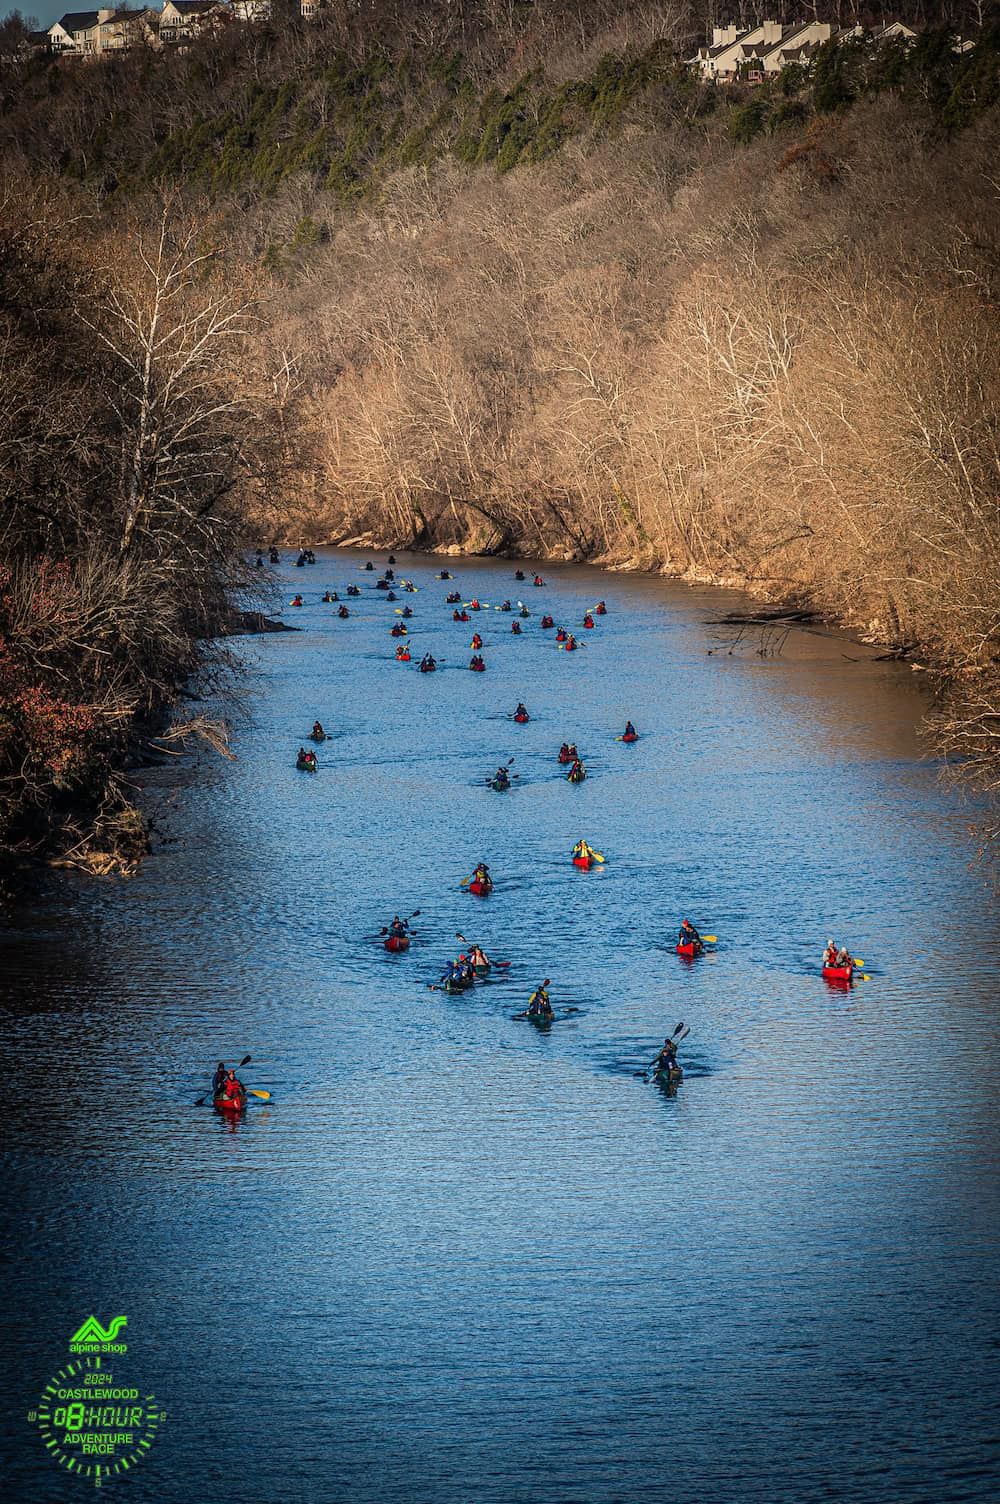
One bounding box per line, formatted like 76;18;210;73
196;1054;252;1106
246;1089;271;1100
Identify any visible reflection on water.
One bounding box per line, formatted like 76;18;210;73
3;550;999;1503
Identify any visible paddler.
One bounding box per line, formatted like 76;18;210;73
290;594;303;607
595;600;606;614
472;861;492;890
492;766;510;790
212;1062;226;1097
583;612;595;628
654;1036;678;1076
567;757;586;782
527;980;553;1018
312;721;326;739
223;1068;245;1105
388;915;409;940
678;919;702;953
469;943;491;969
572;838;598;863
470;632;483;650
622;720;637;739
822;939;838;969
511;620;522;634
338;605;350;617
515;702;529;720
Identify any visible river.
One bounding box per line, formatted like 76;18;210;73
3;549;999;1502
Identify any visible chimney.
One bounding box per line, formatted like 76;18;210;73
97;7;114;19
762;21;783;44
712;25;738;47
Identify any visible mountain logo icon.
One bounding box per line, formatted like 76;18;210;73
69;1316;128;1346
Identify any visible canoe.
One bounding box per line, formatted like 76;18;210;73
420;663;437;673
384;934;410;952
572;854;591;870
567;769;586;782
308;732;328;742
676;941;702;958
652;1065;683;1086
621;732;638;743
470;662;486;672
513;713;529;723
444;975;475;993
468;879;492;896
514;1010;554;1026
822;964;853;983
213;1095;246;1113
558;749;576;764
296;758;317;772
541;617;554;628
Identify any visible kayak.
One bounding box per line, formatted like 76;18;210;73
558;749;576;764
514;1010;554;1026
384;934;410;952
213;1095;246;1113
395;651;411;661
490;778;510;792
822;964;853;983
470;661;486;672
420;662;437;673
567;768;586;783
541;616;554;628
444;974;475;993
676;941;703;958
652;1065;683;1087
308;731;328;742
473;962;491;975
556;631;567;642
296;757;317;772
468;879;493;897
621;732;638;743
513;712;529;723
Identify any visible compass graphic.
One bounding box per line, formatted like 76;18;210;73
28;1350;165;1489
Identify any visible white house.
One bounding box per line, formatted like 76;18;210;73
48;11;100;54
158;0;227;45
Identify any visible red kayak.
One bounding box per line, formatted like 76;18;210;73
213;1095;246;1113
385;935;410;952
822;964;853;983
621;732;638;743
676;941;702;958
468;879;493;897
514;713;529;723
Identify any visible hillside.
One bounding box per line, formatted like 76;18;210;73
2;0;999;867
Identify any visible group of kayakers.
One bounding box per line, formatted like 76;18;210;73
822;940;854;969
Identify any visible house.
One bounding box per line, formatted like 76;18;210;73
48;11;100;55
48;8;157;57
760;22;833;77
158;0;228;45
689;22;785;82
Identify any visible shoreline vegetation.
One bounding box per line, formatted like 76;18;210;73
1;0;998;883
